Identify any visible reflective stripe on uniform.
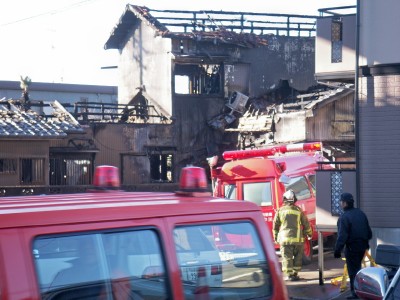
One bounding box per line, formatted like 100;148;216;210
273;204;312;244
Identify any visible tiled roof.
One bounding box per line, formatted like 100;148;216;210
0;99;84;138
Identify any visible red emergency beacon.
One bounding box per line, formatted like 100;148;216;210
176;166;211;196
92;165;121;190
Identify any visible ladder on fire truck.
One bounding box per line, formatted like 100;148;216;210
331;251;378;292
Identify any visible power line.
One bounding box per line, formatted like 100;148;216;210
0;0;99;27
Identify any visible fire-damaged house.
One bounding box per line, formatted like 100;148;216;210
0;6;357;195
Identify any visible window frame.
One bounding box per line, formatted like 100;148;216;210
0;158;17;174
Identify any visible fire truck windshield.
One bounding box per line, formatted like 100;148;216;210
243;182;273;206
283;176;312;201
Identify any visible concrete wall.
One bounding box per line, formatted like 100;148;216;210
89;123;175;184
118;22;172;114
274;111;307;143
315;15;356;76
316;170;357;230
241;36;316;94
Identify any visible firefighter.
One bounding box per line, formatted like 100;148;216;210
273;189;312;281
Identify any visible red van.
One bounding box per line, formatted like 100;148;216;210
0;167;288;300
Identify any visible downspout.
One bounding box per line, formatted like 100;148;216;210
355;0;361;208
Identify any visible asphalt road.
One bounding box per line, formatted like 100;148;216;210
283;250;355;299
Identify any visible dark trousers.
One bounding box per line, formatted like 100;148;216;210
345;248;366;292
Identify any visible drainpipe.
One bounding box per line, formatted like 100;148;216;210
355;0;361;208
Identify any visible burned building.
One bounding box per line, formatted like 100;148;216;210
104;5;319;182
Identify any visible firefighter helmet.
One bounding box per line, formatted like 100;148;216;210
283;189;297;203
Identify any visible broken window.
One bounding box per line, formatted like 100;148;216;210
174;64;222;95
49;155;93;186
0;158;17;174
331;18;343;63
20;158;45;184
150;154;173;182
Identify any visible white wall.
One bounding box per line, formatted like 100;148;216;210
315;15;356;75
359;0;400;66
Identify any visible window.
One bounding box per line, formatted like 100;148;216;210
308;174;316;194
174;222;272;299
331;18;343;63
33;229;169;300
243;182;273;206
150;154;173;182
224;184;237;200
0;158;17;174
49;155;93;185
284;176;312;201
20;158;45;184
174;64;222;95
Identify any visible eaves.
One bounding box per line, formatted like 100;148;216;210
304;87;354;112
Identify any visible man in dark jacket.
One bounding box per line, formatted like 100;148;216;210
334;192;372;299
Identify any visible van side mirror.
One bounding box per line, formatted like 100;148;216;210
354;267;388;300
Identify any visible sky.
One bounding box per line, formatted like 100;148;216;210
0;0;355;87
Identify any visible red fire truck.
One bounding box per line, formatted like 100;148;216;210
209;142;334;264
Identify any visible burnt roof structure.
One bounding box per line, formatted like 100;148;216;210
105;5;318;49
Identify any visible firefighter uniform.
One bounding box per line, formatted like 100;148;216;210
273;190;312;281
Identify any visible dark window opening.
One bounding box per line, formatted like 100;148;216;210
150;154;173;182
331;18;343;63
50;155;94;186
174;63;222;95
20;158;45;184
0;158;17;174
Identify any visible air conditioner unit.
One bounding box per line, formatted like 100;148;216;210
226;91;249;114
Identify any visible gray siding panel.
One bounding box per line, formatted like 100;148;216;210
359;74;400;227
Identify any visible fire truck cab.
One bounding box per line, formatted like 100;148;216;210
209;142;334;264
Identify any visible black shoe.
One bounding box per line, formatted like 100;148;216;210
290;275;300;281
346;294;359;299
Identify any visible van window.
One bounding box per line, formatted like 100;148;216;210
243;182;272;205
33;229;169;300
284;176;312;200
174;222;272;299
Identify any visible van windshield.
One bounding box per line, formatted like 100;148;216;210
174;222;272;299
243;182;272;206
